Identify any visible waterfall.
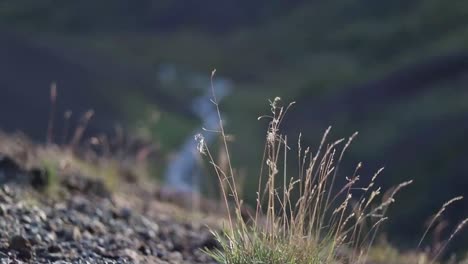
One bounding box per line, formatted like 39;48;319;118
163;68;232;194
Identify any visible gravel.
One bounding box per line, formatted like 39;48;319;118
0;155;220;264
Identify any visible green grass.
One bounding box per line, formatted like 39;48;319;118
209;228;333;264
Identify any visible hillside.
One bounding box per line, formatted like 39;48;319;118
0;132;221;263
0;0;468;254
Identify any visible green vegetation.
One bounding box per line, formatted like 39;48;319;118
199;92;467;263
12;0;467;199
6;1;468;186
40;159;60;195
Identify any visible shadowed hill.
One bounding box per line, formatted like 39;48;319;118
289;54;468;126
0;31;108;140
286;53;468;251
0;31;194;141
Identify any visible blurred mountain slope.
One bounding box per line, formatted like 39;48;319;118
0;0;468;252
0;30;195;141
0;0;302;33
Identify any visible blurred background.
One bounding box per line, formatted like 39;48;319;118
1;0;467;254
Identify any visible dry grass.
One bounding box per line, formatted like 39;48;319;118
198;71;468;264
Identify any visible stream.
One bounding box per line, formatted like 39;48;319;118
162;67;232;194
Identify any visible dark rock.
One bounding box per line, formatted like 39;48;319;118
8;235;30;252
121;168;138;183
138;244;151;256
195;235;220;251
154;248;166;259
172;241;185;252
8;235;32;260
0;155;51;191
120;207;132;219
62;174;110;197
0;155;23;184
35;247;48;257
48;244;61;253
17;248;32;260
0;204;5;215
29;168;49;190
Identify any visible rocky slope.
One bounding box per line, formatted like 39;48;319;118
0;132;221;264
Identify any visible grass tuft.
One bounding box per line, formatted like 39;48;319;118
198;71;467;264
